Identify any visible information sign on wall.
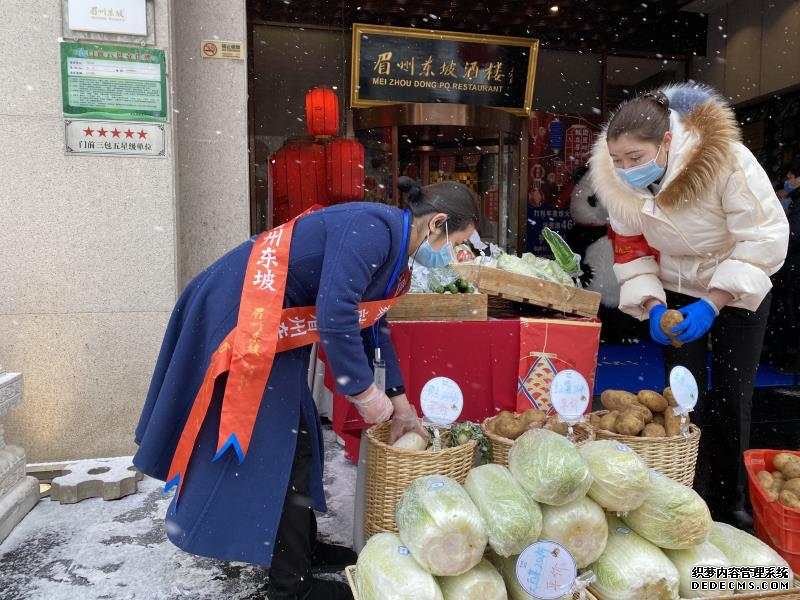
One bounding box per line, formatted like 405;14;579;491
60;42;167;122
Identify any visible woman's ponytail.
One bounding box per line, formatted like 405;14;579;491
398;176;478;232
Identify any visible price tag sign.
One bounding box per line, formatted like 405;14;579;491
516;540;577;599
550;370;590;424
420;377;463;426
669;366;698;414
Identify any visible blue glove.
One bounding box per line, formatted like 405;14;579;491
648;304;671;346
672;299;718;343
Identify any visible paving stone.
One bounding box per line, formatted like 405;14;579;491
50;457;143;504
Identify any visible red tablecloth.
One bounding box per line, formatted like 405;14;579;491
323;318;599;462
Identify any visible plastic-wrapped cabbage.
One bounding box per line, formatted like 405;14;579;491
540;496;609;568
508;428;592;506
437;559;507;600
579;440;650;512
590;516;680;600
496;253;575;287
464;464;542;557
396;475;488;576
622;471;712;549
708;522;793;576
664;542;730;598
356;532;443;600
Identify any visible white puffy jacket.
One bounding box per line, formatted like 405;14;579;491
589;84;789;320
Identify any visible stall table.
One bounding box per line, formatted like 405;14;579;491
326;319;518;460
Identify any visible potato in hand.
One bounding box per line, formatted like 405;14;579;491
661;310;685;348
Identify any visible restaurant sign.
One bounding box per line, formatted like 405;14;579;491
351;24;538;115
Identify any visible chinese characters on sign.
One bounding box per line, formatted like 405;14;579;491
64;120;165;157
67;0;148;36
61;42;167;122
352;25;538;114
515;541;577;600
420;377;464;426
550;369;590;423
200;40;245;60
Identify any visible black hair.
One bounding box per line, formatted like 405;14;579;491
398;176;479;233
607;90;671;144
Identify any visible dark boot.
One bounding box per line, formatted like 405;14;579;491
307;510;357;573
265;577;353;600
311;541;358;573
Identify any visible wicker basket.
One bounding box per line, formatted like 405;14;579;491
482;415;595;466
590;410;701;487
346;565;600;600
363;422;477;538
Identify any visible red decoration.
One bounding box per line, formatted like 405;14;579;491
305;87;340;138
270;139;326;225
325;138;365;203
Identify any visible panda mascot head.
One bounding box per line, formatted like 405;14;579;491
568;166;620;310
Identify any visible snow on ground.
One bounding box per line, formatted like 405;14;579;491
0;426;356;600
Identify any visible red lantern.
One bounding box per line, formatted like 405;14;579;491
305;87;339;138
326;138;365;203
270;139;326;225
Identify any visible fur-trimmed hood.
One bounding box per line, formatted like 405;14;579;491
589;83;742;228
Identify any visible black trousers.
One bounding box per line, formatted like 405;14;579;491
269;425;317;596
662;292;772;519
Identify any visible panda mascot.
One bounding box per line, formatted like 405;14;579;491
567;166;641;343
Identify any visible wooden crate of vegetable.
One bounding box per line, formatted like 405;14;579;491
452;263;600;318
345;565;600;600
387;292;488;322
715;579;800;599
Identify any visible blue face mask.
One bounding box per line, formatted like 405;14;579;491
785;179;798;193
616;145;666;189
414;222;454;268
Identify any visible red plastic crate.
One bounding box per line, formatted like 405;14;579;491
744;449;800;568
754;518;800;574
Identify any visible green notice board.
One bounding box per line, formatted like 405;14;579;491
60;42;167;122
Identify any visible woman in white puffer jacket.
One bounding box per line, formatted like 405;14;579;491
590;83;789;528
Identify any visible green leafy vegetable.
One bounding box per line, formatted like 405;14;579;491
542;227;580;275
449;421;492;464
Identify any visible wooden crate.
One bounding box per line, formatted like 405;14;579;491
590;579;800;600
453;263;600;318
387;292;488;321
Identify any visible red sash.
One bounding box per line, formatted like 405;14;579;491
165;210;408;498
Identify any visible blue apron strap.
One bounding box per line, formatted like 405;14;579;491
372;209;411;346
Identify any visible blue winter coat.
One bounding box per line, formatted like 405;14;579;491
133;203;409;565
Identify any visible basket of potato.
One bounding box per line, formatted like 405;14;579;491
482;408;594;466
588;388;701;487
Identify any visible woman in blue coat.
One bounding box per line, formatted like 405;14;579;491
133;177;478;599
